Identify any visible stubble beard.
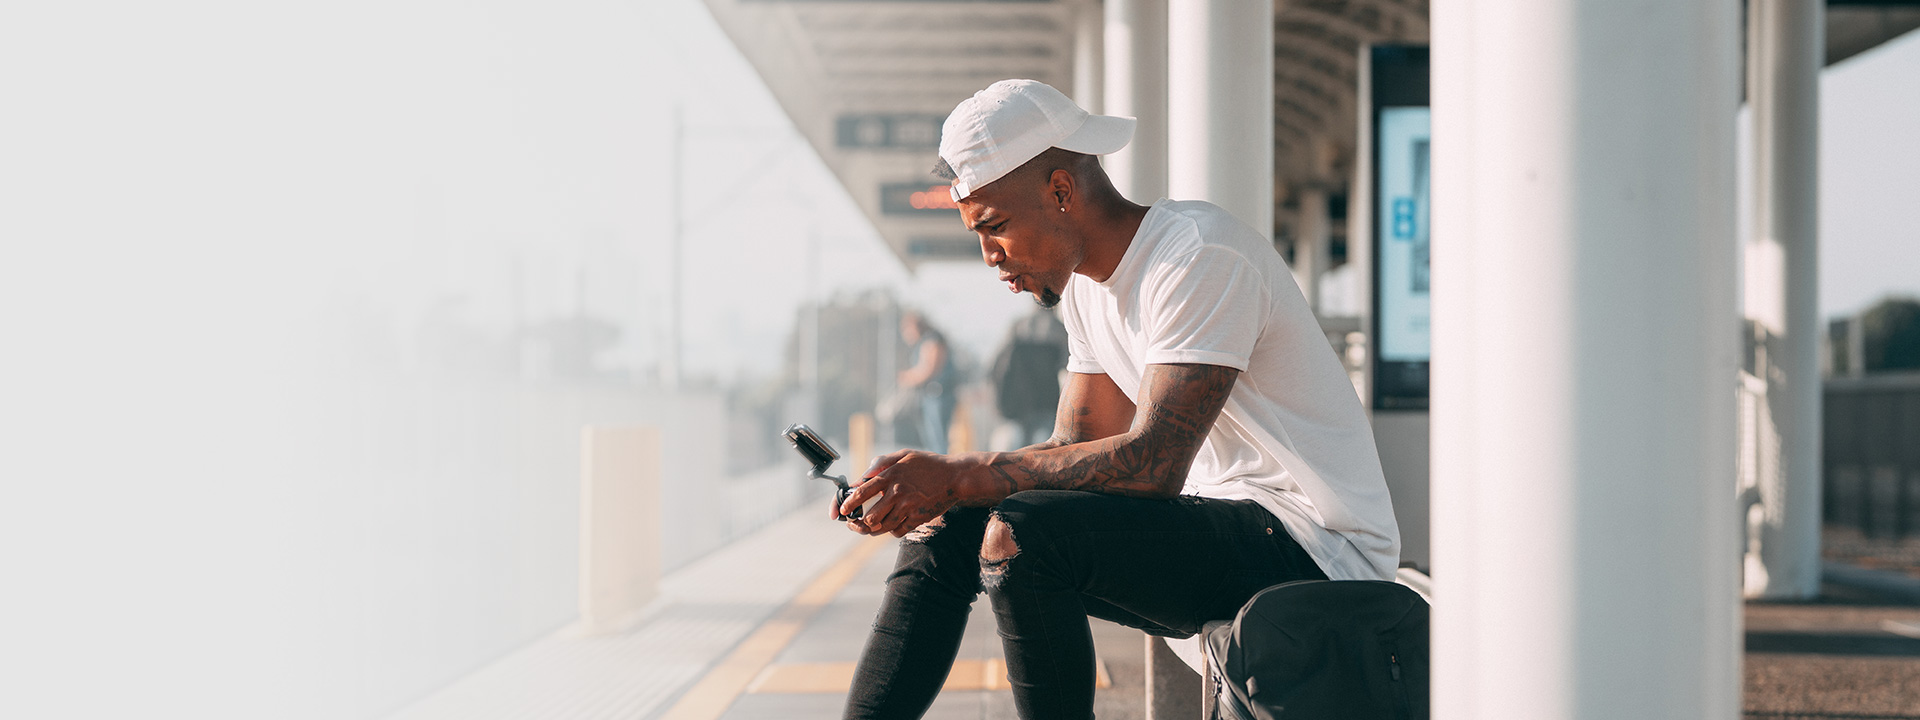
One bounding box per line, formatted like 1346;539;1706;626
1035;287;1062;309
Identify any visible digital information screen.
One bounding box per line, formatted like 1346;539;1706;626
1370;46;1431;410
1377;108;1431;365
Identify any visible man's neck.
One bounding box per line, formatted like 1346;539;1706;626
1078;201;1152;284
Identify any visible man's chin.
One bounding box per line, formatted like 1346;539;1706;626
1035;287;1062;309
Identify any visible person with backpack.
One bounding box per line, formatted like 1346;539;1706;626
835;79;1401;720
990;307;1070;448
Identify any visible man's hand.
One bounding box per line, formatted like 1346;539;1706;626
840;450;984;537
836;363;1237;534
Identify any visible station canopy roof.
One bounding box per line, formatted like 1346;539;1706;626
699;0;1919;268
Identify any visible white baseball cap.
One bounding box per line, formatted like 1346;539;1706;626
940;79;1136;202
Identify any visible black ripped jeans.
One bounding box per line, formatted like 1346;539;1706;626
842;490;1328;720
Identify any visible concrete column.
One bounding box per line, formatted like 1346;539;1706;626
1294;188;1329;311
1072;0;1105;114
1350;59;1375;407
1741;0;1823;601
1431;2;1741;718
1104;0;1168;203
1166;0;1272;239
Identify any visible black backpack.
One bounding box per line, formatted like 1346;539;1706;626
1204;579;1430;720
992;338;1066;421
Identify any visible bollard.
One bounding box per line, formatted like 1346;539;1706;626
579;425;661;635
849;412;874;478
948;401;974;454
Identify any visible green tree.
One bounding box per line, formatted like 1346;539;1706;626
1862;296;1920;372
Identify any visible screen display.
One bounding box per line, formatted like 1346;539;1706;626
1376;106;1431;364
1368;44;1430;410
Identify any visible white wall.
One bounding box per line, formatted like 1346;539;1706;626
270;380;730;718
0;2;771;718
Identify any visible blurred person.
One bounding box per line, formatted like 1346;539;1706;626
895;311;957;453
990;306;1069;448
836;80;1399;720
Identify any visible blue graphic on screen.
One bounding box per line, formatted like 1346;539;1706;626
1377;107;1431;362
1392;198;1416;240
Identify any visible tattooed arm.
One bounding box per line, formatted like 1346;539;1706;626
843;363;1238;536
1019;370;1136;452
976;363;1237;500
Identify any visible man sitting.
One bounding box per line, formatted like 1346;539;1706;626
837;79;1400;720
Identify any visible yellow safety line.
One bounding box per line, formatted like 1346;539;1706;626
747;656;1113;694
658;534;890;720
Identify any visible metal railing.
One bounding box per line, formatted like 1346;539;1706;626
1823;372;1920;539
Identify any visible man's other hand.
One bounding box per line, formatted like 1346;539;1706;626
841;449;980;537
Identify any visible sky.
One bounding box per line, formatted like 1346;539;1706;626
1818;29;1920;318
636;1;1035;383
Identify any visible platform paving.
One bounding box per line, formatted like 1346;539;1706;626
392;503;1920;720
711;527;1144;720
1742;569;1920;718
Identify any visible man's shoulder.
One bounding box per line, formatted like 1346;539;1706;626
1157;198;1230;221
1156;200;1253;233
1147;200;1268;259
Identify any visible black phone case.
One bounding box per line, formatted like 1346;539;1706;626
783;423;861;520
783;424;838;469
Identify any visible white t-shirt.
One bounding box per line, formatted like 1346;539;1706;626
1058;199;1400;581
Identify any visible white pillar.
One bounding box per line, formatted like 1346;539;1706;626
1104;0;1168;203
1166;0;1272;239
1072;0;1105;114
1295;188;1329;311
1742;0;1823;601
1431;2;1741;719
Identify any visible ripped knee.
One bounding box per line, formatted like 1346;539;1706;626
901;515;948;544
982;514;1019;561
980;512;1019;588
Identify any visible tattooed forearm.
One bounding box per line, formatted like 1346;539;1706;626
973;363;1238;501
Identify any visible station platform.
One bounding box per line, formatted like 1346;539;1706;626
392;503;1920;720
391;503;1144;720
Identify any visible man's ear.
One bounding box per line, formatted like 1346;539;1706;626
1050;168;1074;208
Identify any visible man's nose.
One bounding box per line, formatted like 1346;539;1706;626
980;236;1004;266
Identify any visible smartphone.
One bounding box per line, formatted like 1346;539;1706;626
782;423;871;521
783;423;839;472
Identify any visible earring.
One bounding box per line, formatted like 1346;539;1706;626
1059;207;1067;212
